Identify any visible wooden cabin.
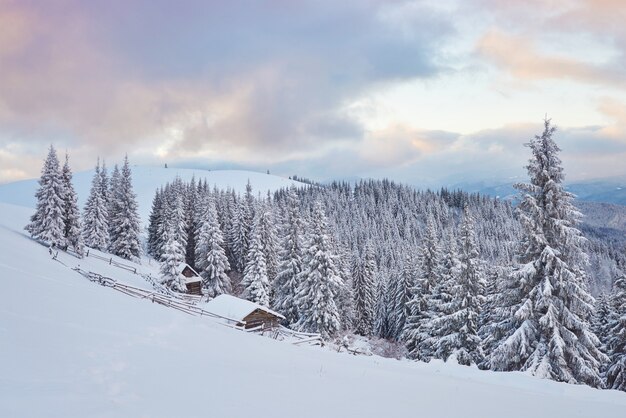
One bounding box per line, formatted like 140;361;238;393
179;264;202;295
205;294;285;330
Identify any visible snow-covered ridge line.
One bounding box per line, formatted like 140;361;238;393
0;165;305;223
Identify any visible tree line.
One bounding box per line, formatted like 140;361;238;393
26;148;141;261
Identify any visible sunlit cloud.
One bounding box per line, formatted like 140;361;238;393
477;30;625;88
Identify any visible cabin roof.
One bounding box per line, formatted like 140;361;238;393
205;294;285;321
179;264;202;284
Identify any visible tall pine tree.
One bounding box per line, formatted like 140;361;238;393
272;186;304;325
606;271;626;391
196;195;232;298
242;210;271;306
432;208;485;366
108;156;141;259
353;243;376;336
295;201;343;339
404;216;442;359
490;119;606;387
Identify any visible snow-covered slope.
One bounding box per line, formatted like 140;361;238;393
2;202;626;417
0;166;303;223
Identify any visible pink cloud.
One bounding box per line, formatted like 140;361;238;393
477;30;625;87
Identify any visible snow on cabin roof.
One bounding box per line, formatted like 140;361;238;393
181;274;202;284
179;264;202;284
205;294;285;321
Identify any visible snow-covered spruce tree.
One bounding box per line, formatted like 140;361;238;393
169;178;188;254
106;163;119;243
592;293;613;356
353;243;376;336
100;161;109;209
272;186;304;325
374;272;392;339
82;159;109;250
25;145;66;248
490;119;606;387
147;187;164;259
606;271;626;391
432;207;485;366
108;156;141;259
196;195;231;298
440;229;461;299
228;181;255;273
60;153;83;255
335;246;356;332
160;222;186;292
404;216;443;359
295;201;343;339
228;200;252;272
184;177;199;269
478;265;510;367
242;210;270;306
257;201;279;282
392;252;416;340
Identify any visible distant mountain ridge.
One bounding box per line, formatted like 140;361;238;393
449;175;626;206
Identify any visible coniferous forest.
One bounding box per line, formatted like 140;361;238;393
25;120;626;392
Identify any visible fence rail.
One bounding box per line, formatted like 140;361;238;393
276;325;323;346
72;268;241;325
84;249;138;274
70;264;325;347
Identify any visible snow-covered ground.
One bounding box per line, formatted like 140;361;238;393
2;170;626;417
0;166;302;223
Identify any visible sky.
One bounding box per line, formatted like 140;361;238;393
1;0;625;186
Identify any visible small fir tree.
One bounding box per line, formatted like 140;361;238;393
82;159;109;250
60;153;83;255
160;222;186;292
25;145;66;248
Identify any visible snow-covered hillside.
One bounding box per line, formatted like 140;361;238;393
0;166;303;223
1;202;626;416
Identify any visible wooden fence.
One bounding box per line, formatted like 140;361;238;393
71;265;324;347
72;268;241;326
84;249;138;274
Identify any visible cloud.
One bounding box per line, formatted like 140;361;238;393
0;0;455;182
359;125;458;169
476;30;625;88
361;119;626;186
1;0;625;186
597;98;626;139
